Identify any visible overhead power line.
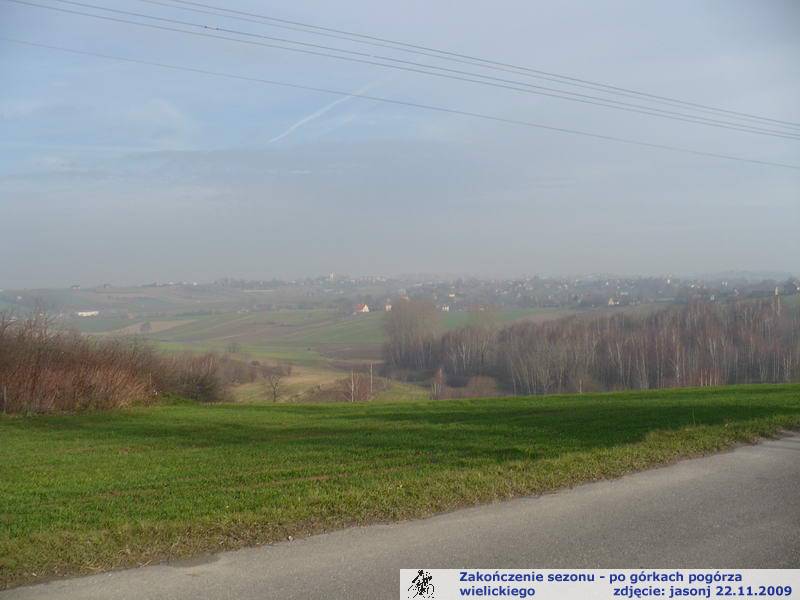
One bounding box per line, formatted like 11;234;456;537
9;0;800;141
135;0;800;132
2;37;798;171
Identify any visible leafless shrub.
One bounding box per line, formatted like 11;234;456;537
0;311;264;413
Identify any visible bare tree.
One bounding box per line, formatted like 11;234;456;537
337;370;371;402
383;298;440;370
430;367;445;400
265;371;284;403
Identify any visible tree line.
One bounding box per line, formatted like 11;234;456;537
384;298;800;395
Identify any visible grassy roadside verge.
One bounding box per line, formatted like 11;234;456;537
1;384;799;588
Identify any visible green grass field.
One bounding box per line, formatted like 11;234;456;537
1;384;799;588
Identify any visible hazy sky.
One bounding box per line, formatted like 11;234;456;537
1;0;798;288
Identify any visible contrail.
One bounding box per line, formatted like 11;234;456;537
268;80;378;144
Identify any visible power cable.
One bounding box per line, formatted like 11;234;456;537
3;36;798;171
8;0;800;140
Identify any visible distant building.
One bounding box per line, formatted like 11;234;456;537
70;285;81;291
354;303;370;314
384;303;392;312
440;305;450;312
607;298;619;306
76;310;99;317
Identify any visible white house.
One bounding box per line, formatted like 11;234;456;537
76;310;100;317
354;303;370;314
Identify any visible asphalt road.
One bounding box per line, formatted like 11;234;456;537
5;433;799;600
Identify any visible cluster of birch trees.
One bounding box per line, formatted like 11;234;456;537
385;298;800;395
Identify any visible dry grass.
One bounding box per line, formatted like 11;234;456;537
231;366;344;403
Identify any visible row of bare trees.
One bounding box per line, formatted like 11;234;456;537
385;299;800;395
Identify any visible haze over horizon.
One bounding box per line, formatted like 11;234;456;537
3;268;799;292
2;1;799;288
